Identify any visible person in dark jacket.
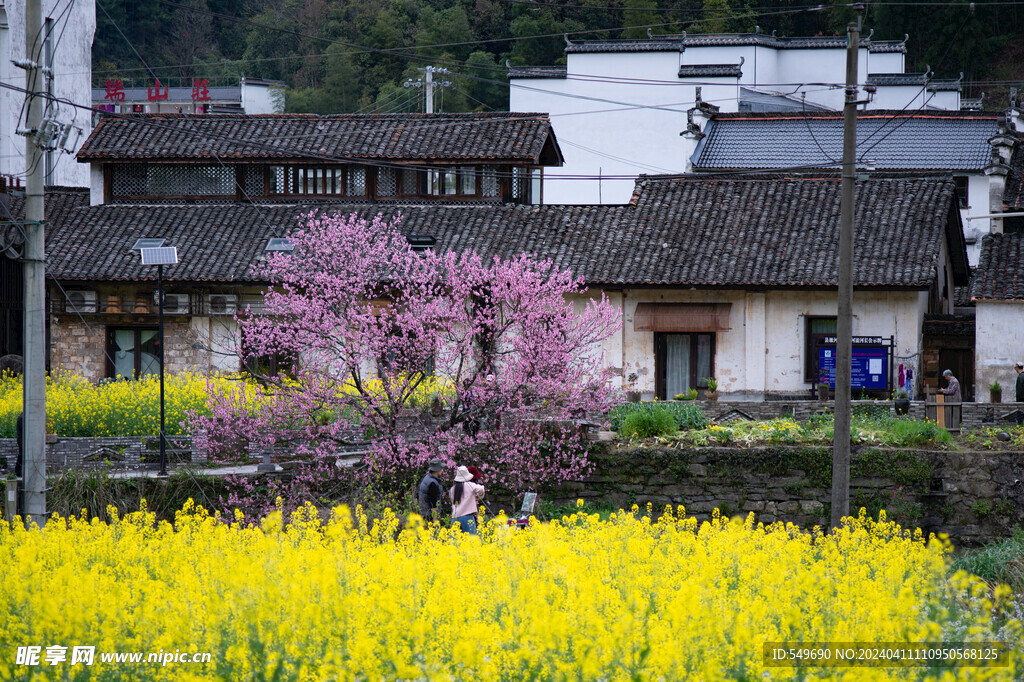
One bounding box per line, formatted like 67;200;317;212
417;459;444;521
939;369;961;403
1016;363;1024;402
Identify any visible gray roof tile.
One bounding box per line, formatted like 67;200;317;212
678;64;743;78
33;176;964;288
564;33;906;53
971;233;1024;300
693;112;998;171
77;113;561;164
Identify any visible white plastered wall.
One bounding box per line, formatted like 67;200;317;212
974;301;1024;403
588;288;926;399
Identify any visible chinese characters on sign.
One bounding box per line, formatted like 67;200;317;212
191;78;211;102
103;80;125;102
147;78;168;101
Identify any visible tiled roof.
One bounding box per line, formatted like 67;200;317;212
564;33;906;53
692;112;998;171
1006;138;1024;211
866;73;928;86
864;73;961;90
971;233;1024;300
678;64;743;78
507;65;567;79
77;113;563;164
34;176;965;289
927;79;962;92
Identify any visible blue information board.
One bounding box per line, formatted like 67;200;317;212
818;346;888;389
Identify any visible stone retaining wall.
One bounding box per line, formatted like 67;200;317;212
547;445;1024;545
700;399;1024;430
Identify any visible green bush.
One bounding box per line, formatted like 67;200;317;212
619;409;677;438
608;402;708;432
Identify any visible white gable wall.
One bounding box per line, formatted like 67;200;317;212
975;301;1024;402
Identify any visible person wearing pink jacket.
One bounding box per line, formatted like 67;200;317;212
449;465;485;534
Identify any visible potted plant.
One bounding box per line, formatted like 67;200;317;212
704;377;719;401
673;388;698;401
817;382;831;401
893;388;910;416
990;380;1002;404
625;372;641;403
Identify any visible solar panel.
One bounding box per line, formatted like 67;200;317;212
131;237;166;250
140;246;179;265
265;237;294;252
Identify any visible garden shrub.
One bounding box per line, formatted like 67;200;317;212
608;401;708;432
619;409;677;438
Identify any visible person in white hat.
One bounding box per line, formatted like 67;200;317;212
449;465;486;534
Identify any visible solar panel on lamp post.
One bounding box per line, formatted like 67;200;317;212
139;245;179;477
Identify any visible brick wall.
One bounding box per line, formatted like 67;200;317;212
49;317;230;381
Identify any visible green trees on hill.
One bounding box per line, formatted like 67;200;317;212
93;0;1022;114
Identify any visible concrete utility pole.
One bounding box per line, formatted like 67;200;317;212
831;16;860;530
404;66;452;114
22;0;48;525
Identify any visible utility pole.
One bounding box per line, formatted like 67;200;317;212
404;66;452;114
22;0;47;525
831;14;860;530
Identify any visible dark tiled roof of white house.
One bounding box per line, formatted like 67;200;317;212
506;65;567;79
562;33;907;53
77;113;564;165
32;176;967;287
865;73;963;91
971;233;1024;300
691;111;1000;171
677;64;743;78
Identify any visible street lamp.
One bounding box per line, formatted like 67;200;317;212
135;241;179;477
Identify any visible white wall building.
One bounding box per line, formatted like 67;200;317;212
510;32;965;205
0;0;95;188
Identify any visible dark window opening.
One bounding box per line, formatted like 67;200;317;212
655;332;714;400
107;327;159;379
953;176;969;210
805;316;837;383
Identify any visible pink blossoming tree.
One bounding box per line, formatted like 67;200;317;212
193;211;620;514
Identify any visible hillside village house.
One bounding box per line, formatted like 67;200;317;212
688;110;1016;266
12;112;969;401
22;112;561;378
508;31;966;204
972;234;1024;403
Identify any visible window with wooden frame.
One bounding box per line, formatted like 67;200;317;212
804;316;837;383
107;327;159;379
655;332;714;400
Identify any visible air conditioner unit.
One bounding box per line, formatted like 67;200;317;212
206;294;237;315
152;291;190;314
66;290;98;314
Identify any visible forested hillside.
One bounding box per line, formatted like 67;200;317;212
92;0;1024;113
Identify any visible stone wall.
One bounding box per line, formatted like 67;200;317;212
699;399;1024;431
0;435;204;472
547;444;1024;545
49;316;229;382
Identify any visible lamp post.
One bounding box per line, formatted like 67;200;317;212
137;244;178;477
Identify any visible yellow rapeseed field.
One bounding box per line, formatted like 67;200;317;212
0;372;245;438
0;502;1019;681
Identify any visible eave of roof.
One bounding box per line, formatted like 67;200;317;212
31;176;963;290
76;112;563;165
564;32;906;53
